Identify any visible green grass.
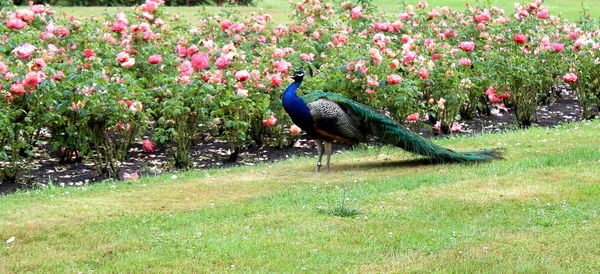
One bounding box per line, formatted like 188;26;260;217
51;0;599;23
1;120;599;272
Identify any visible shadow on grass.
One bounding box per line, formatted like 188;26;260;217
333;158;440;171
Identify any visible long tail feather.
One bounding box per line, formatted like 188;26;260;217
303;93;503;163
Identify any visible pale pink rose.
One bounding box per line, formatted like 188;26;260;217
235;70;250;82
16;9;35;21
273;60;292;74
215;56;231;69
290;124;302;135
148;54;162;64
262;114;277;126
9;83;25;96
351;6;363;19
112;21;127;32
5;17;27;29
407;113;420;121
129;101;143;112
549;42;564;52
437;98;446;110
270;74;283;86
459;41;475;52
365;88;376;94
386;74;402;85
458;57;472;66
123;172;139;180
563;73;578;82
537;8;548;19
191;53;209;70
433;122;441;131
179;60;193;76
121;58;136;67
23;71;43;87
57;27;70;37
236;89;248;96
567;32;579;40
116;52;129;63
312;31;320;40
142;139;155;152
451;122;462;132
0;62;8;74
14;43;35;59
301;53;314;61
272;48;285;58
402;51;417;65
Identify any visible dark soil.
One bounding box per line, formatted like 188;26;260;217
0;89;590;195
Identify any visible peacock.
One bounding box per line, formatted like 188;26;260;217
282;69;503;172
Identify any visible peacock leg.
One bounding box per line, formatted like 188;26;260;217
324;141;333;172
315;139;325;172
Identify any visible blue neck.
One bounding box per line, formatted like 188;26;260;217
282;79;314;134
283;81;302;102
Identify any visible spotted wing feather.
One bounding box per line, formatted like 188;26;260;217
306;98;366;144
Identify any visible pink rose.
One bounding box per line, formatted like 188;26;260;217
220;19;233;30
537;8;549;19
215;56;231;69
418;68;429;79
191;52;209;70
549;42;564;52
235;70;250;82
14;43;35;59
451;122;462;132
458;57;472;66
513;33;527;44
23;71;43;87
567;32;579;40
290;124;302;135
121;58;136;67
123;172;139;180
84;49;96;59
270;74;283;86
142;139;155;152
262;114;277;126
351;6;363;19
406;113;420;121
116;52;129;63
179;60;193;76
563;73;578;82
5;17;27;29
112;21;127;32
148;54;162;64
9;83;25;96
301;53;314;61
16;9;35;22
459;41;475;52
386;74;402;85
57;27;70;37
273;59;292;74
0;62;8;74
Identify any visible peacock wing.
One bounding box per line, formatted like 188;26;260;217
306;98;366;144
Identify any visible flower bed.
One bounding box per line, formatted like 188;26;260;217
0;0;598;183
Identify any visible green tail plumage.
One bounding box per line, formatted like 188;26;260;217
301;92;503;163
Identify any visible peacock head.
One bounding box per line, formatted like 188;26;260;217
291;69;305;82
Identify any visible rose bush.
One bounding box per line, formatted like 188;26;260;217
0;0;598;183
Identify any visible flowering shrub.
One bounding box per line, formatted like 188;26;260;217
0;0;598;183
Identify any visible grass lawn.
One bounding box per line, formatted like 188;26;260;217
52;0;600;23
1;120;599;272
